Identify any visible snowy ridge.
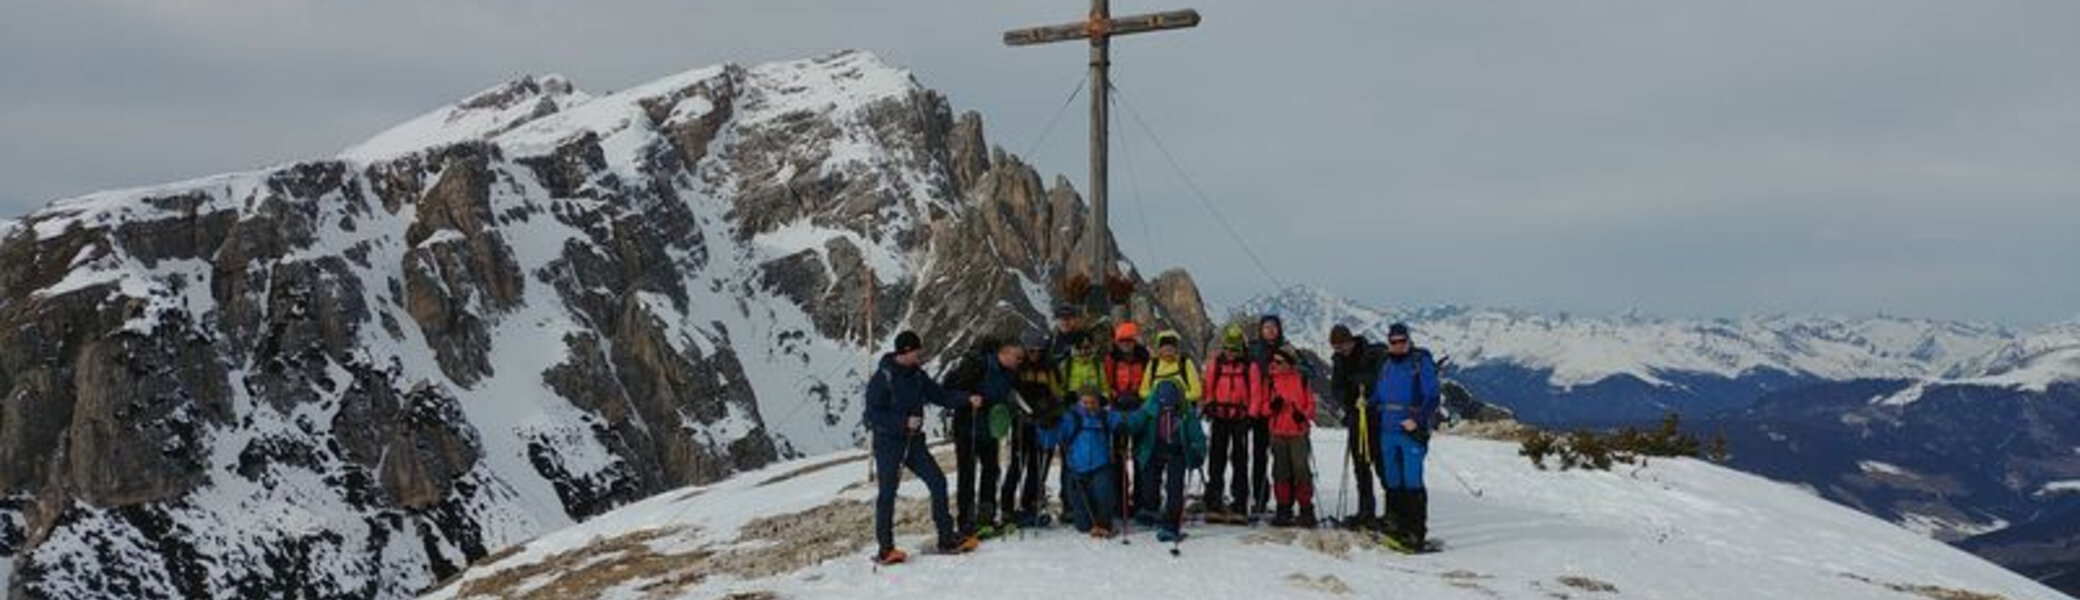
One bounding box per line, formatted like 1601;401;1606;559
1242;286;2033;390
421;431;2066;600
342;74;592;162
0;49;1073;599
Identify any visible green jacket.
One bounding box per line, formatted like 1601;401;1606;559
1058;354;1113;399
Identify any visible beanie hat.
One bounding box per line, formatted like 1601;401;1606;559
1114;321;1140;342
1387;322;1412;339
893;331;923;354
1222;324;1247;350
1329;324;1355;346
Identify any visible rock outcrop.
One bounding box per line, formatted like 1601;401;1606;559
0;50;1212;599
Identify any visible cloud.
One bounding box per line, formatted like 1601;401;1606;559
2;0;2075;324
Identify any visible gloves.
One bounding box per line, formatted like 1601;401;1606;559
1289;410;1307;427
1270;396;1287;415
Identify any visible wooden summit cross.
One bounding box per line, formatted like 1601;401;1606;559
1005;1;1199;319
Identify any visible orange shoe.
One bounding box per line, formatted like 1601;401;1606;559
937;535;980;554
873;547;908;565
1089;526;1113;539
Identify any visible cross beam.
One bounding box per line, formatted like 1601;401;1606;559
1003;1;1200;321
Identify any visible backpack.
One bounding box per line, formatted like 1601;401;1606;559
1204;355;1252;420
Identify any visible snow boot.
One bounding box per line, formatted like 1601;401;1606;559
1299;503;1318;529
1089;526;1113;539
1157;527;1186;543
1409;490;1430;549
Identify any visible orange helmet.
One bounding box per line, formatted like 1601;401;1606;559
1114;321;1141;342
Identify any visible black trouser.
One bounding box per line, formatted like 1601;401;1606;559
873;430;956;552
1345;407;1381;521
952;408;1000;534
1137;446;1190;530
999;421;1047;520
1205;416;1252;512
1248;416;1272;512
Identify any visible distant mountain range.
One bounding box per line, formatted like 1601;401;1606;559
1240;285;2073;425
1242;285;2080;595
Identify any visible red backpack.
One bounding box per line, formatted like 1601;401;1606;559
1204;354;1253;420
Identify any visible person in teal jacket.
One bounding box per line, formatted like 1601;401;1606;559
1127;380;1208;542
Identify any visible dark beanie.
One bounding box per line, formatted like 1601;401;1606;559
1260;314;1284;330
1387;322;1411;339
1329;324;1355;345
894;331;923;354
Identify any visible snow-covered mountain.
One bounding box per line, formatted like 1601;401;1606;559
419;430;2069;600
1245;285;2022;391
1237;285;2069;424
0;51;1212;599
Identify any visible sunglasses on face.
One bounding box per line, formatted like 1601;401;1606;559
1389;338;1410;345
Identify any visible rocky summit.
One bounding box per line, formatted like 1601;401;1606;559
0;50;1211;599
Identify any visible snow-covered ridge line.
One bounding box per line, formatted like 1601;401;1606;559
1241;285;2076;391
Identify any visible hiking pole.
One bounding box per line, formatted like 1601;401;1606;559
1440;453;1484;499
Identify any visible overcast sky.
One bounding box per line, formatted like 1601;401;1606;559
3;0;2075;326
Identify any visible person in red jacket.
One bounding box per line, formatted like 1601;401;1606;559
1200;324;1257;524
1256;348;1318;528
1105;321;1151;515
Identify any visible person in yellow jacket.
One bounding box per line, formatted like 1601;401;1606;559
1139;330;1203;404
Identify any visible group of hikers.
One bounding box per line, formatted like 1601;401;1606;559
862;305;1443;565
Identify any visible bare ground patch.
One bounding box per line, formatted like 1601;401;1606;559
1286;572;1354;595
757;453;871;487
449;498;937;599
1556;575;1619;594
1842;573;2011;600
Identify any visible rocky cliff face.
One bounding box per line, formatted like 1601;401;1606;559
0;50;1212;599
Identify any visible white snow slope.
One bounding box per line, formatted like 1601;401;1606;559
422;430;2068;600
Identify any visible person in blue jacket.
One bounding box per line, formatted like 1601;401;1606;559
1039;386;1125;537
864;331;983;564
1368;322;1441;550
1129;380;1209;542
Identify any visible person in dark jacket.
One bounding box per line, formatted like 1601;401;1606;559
1039;387;1125;537
1001;332;1062;532
1369;322;1441;549
1329;324;1390;531
1044;304;1086;368
941;336;1024;539
864;331;980;563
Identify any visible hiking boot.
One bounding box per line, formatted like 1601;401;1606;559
1271;504;1294;528
937;535;980;554
1156;527;1186;543
873;547;908;565
1298;504;1318;528
1089;526;1113;539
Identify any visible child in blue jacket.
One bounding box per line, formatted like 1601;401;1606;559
1041;387;1125;537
